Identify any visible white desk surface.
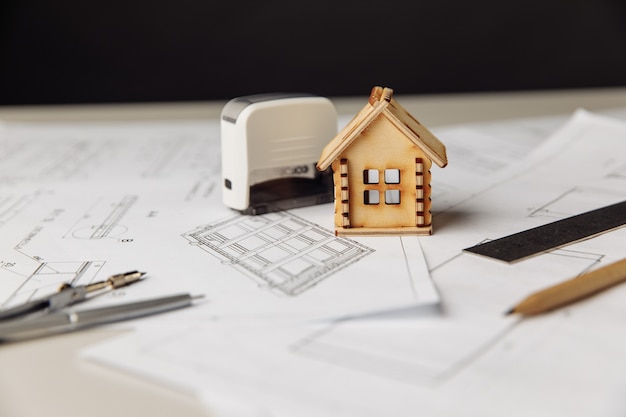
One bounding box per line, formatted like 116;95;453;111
1;87;626;417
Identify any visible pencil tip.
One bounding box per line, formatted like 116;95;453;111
504;307;516;316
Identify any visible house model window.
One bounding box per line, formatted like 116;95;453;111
316;86;448;236
363;190;379;205
384;169;400;184
363;169;379;184
363;168;402;205
385;189;401;204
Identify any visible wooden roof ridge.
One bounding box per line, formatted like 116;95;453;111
382;97;448;168
316;86;447;170
316;87;390;170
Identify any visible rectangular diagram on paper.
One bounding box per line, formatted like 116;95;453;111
183;212;374;296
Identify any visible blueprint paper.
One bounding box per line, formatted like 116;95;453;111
83;109;626;417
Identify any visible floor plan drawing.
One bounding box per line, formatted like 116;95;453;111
183;212;374;296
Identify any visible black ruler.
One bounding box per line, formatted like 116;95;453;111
464;200;626;263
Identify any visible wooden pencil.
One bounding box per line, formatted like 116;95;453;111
506;257;626;316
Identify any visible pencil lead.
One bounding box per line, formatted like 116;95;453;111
504;307;516;316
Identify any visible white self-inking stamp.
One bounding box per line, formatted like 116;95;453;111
220;93;337;214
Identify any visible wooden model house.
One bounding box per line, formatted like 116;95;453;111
316;86;448;236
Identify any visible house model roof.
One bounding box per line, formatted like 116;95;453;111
317;86;448;170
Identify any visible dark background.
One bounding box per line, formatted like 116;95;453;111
1;0;625;105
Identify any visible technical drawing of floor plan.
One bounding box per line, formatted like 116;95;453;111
183;212;374;296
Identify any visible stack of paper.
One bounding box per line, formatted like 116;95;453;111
2;108;626;416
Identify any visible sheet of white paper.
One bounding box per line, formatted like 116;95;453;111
0;119;439;323
83;109;626;417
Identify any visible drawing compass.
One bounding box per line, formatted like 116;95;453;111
0;270;145;321
0;270;203;343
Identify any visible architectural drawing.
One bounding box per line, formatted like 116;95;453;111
1;260;105;308
65;195;137;239
0;195;34;229
1;122;218;184
292;247;604;385
183;212;374;296
140;135;220;179
529;186;626;220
